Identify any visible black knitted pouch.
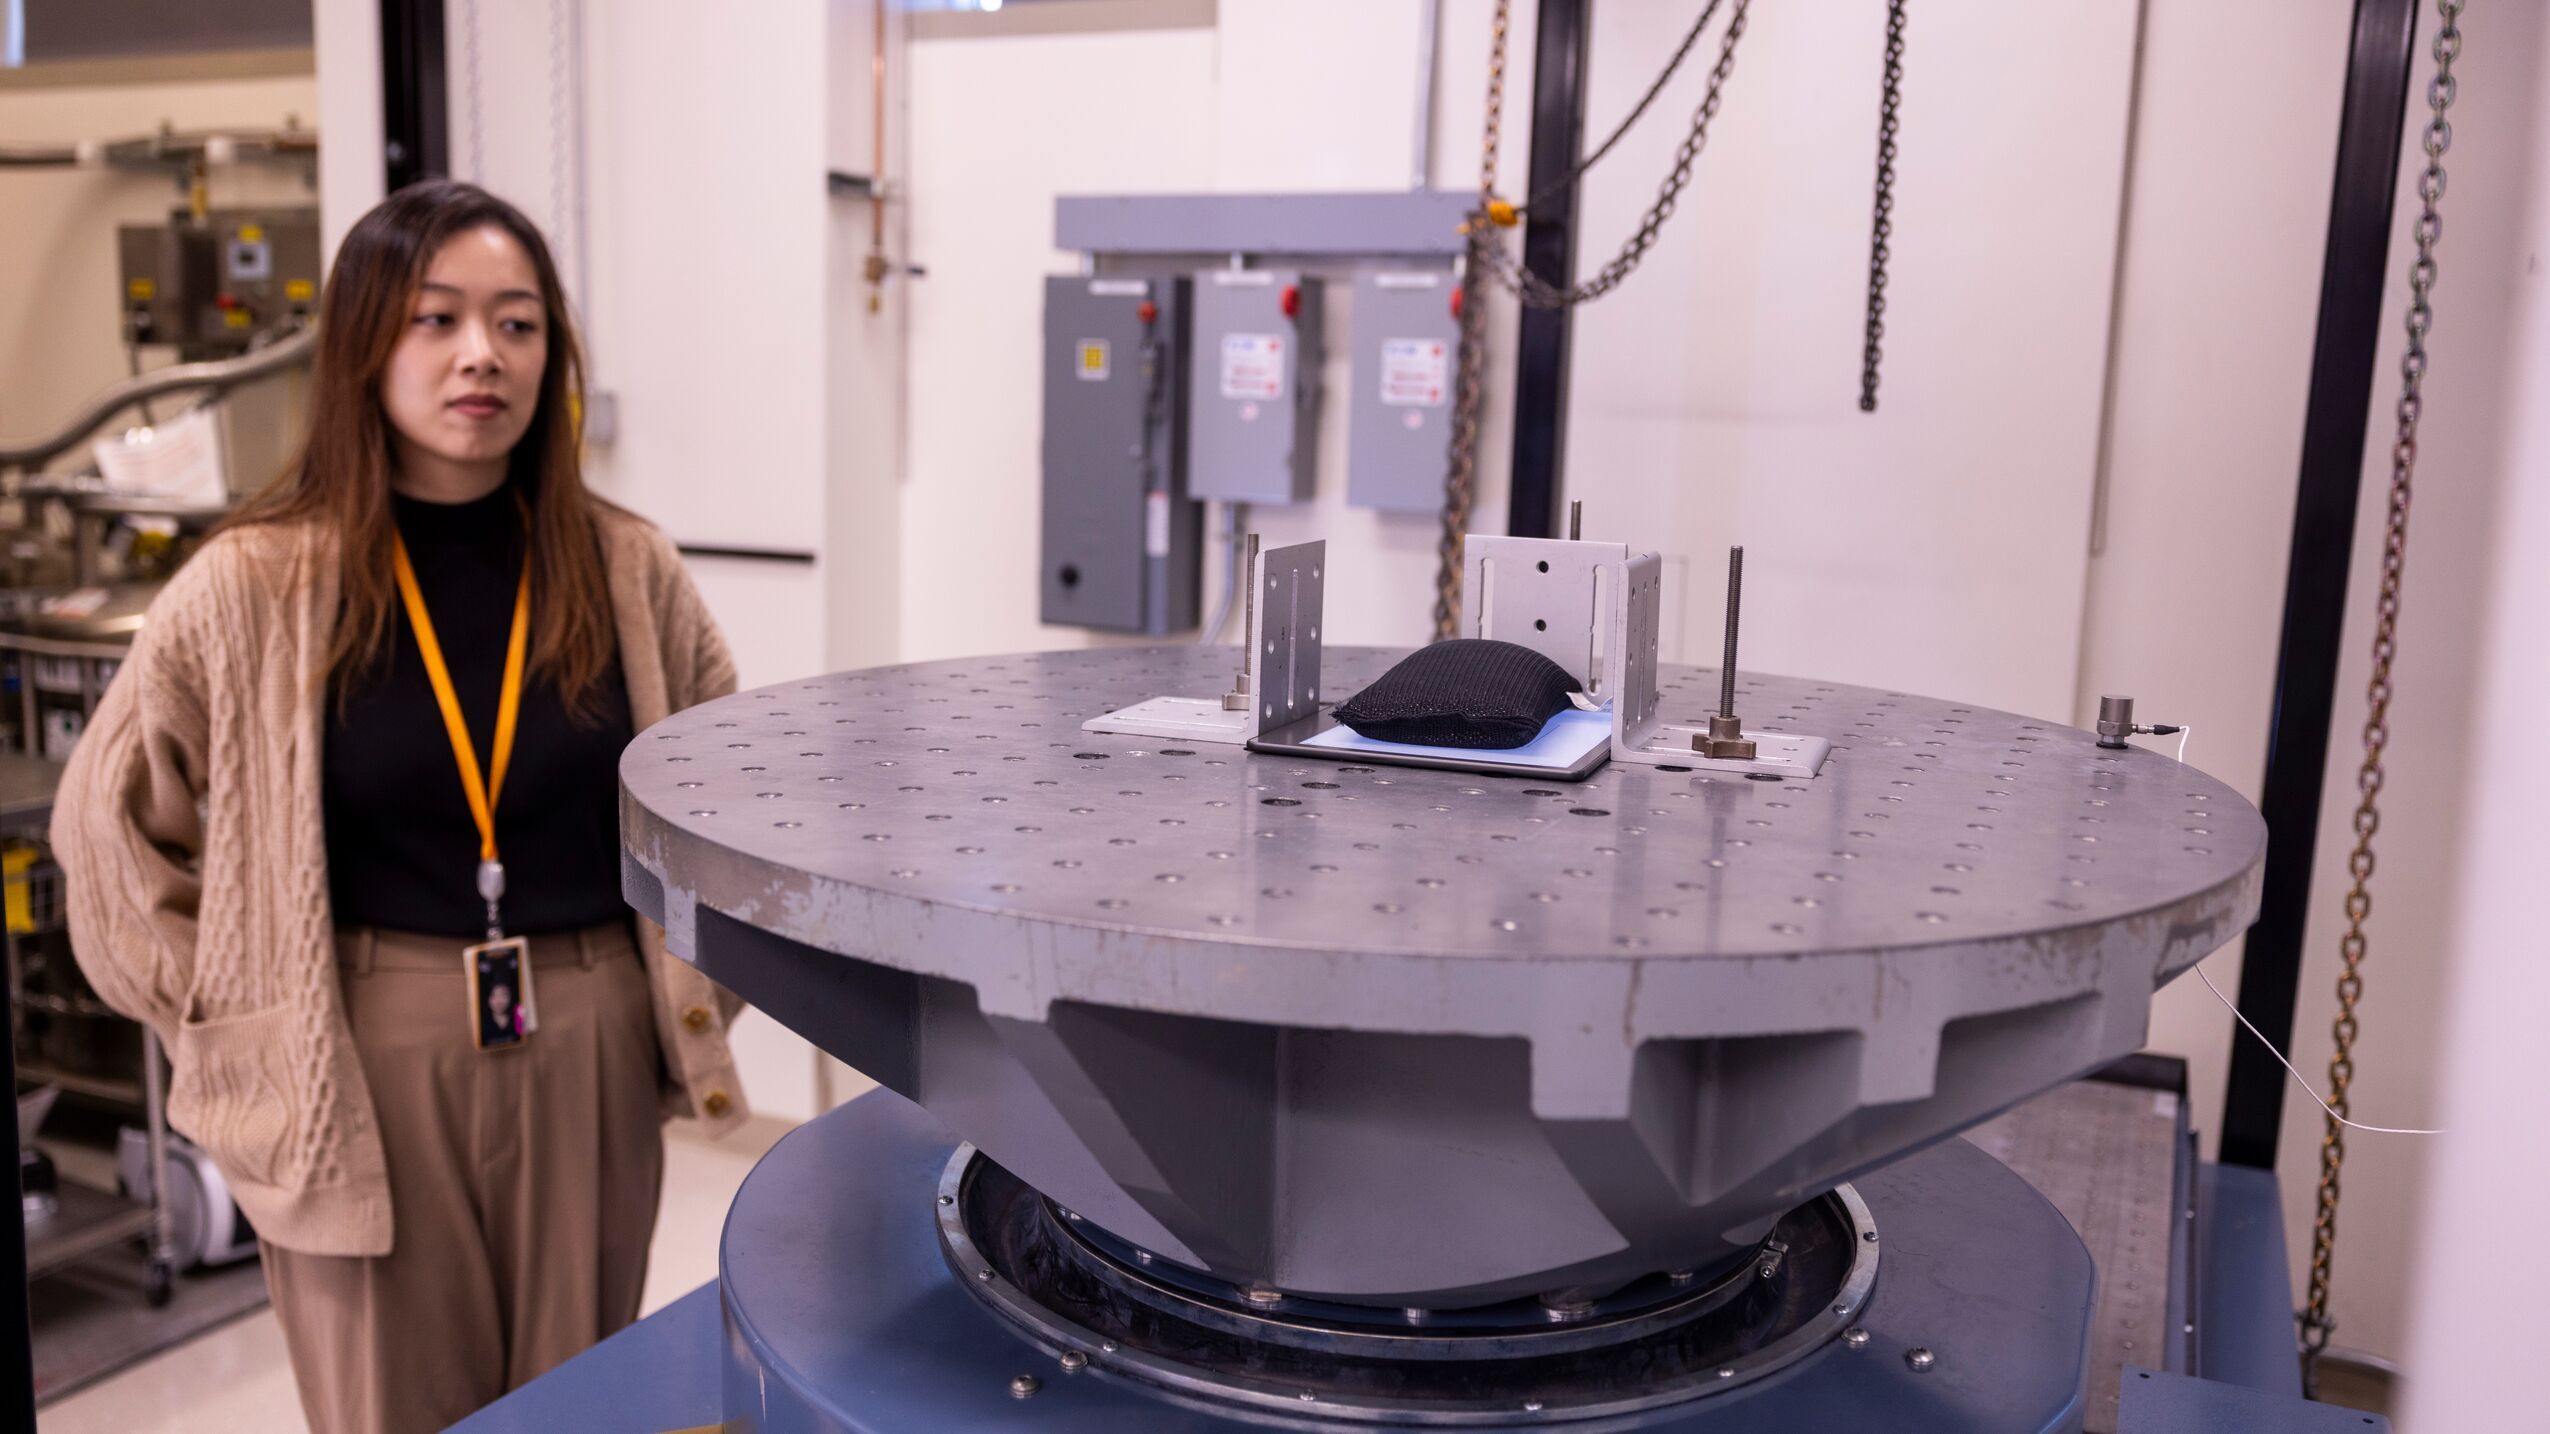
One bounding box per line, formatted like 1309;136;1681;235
1332;639;1579;750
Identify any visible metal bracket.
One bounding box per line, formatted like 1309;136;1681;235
1464;528;1828;779
1607;545;1830;779
1461;533;1629;693
1083;540;1325;745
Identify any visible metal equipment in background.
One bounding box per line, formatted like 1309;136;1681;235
1039;275;1200;635
117;207;322;357
0;324;314;1360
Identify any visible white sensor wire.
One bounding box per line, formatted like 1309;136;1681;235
2192;965;2444;1136
2175;723;2193;765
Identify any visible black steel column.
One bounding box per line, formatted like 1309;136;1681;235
379;0;450;193
2219;0;2421;1172
1506;0;1590;540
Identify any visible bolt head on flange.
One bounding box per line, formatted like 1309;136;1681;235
1695;712;1757;760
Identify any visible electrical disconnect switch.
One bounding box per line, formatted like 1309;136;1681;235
1347;269;1460;512
1039;275;1201;635
1188;271;1323;506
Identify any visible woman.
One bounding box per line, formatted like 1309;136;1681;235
53;180;751;1434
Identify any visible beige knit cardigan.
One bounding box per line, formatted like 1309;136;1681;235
50;505;752;1257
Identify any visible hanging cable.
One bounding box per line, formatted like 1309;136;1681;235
2191;968;2442;1137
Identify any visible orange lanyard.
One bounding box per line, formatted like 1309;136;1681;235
390;535;531;884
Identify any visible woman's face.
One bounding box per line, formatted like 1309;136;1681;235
380;223;547;476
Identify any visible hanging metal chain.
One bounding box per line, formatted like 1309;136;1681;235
1859;0;1906;412
2299;0;2462;1391
1434;0;1513;641
1512;0;1728;220
1472;0;1752;311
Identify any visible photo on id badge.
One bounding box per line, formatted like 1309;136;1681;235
470;938;532;1050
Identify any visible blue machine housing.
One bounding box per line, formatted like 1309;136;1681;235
457;1091;2381;1434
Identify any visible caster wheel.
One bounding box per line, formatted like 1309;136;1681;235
145;1261;173;1307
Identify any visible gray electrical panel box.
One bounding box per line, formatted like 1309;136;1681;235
1186;270;1323;505
1347;269;1460;512
1040;275;1201;634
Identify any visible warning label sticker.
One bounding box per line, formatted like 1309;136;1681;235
1076;340;1110;381
1220;333;1286;401
1379;338;1449;407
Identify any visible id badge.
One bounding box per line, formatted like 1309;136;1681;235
466;936;535;1051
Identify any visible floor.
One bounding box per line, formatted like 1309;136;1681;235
35;1112;793;1434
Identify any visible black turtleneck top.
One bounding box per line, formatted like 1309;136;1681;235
322;485;634;938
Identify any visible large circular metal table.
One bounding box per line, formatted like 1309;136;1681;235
621;645;2264;1309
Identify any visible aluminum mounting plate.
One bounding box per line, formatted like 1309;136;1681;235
1079;695;1253;746
1617;723;1835;779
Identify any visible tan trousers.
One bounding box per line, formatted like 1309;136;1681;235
262;921;666;1434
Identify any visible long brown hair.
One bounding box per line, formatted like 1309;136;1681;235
227;180;614;715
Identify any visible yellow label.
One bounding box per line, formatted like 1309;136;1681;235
238;223;265;243
285;278;315;302
223;308;252;329
127;278;156;300
4;844;34;936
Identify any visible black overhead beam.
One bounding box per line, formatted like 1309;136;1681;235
379;0;450;194
1506;0;1589;540
2220;0;2423;1172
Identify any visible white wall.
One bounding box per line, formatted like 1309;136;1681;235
0;68;319;459
1564;1;2139;722
901;0;1536;661
902;18;1217;659
2398;15;2550;1427
311;0;379;259
903;0;2139;704
2087;0;2346;1196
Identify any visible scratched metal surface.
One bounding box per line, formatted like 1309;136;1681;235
623;645;2261;1035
